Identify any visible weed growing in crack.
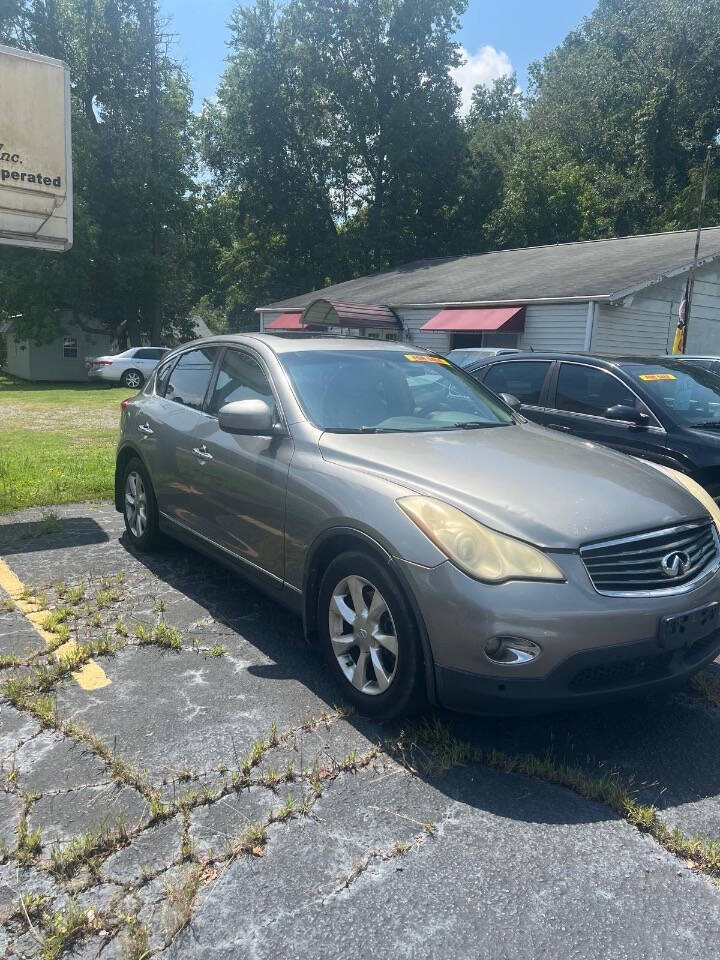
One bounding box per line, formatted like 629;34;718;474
233;823;268;858
165;864;205;940
241;738;267;777
394;717;720;881
0;596;14;612
269;794;296;823
114;618;129;638
691;669;720;709
0;654;20;669
41;607;73;634
120;915;150;960
137;621;182;651
205;644;226;659
49;818;129;880
16;820;42;864
96;586;122;609
40;901;92;960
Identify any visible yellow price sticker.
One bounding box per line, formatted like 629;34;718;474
639;373;676;381
405;354;449;365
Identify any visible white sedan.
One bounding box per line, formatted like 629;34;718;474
87;347;170;388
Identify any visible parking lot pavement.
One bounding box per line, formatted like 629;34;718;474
2;503;720;957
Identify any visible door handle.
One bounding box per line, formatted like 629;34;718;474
548;423;571;432
192;445;213;461
137;422;154;436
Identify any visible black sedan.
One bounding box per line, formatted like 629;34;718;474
466;352;720;502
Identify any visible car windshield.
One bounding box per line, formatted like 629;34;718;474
622;361;720;428
280;349;515;432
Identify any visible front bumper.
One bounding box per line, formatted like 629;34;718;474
397;553;720;713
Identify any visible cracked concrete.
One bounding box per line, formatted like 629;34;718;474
2;501;720;957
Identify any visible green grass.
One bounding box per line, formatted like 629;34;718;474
0;373;134;514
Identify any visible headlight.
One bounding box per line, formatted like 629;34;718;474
649;464;720;532
397;496;565;584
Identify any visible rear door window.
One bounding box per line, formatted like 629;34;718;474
483;361;552;406
555;364;637;418
136;348;165;361
163;347;219;410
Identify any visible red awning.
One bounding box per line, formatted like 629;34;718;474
420;306;525;333
265;313;307;330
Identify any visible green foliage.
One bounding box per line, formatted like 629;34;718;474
0;1;197;346
3;0;720;337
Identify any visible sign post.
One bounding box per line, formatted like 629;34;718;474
0;43;73;252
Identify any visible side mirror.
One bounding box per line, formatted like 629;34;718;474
499;392;522;411
218;399;275;435
605;404;650;427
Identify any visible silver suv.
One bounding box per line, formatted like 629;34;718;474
115;336;720;718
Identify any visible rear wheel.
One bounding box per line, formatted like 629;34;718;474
122;369;144;389
318;551;424;720
122;457;161;551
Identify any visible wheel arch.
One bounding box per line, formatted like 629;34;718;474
302;526;438;705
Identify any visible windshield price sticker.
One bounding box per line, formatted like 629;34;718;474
639;373;676;381
405;354;449;365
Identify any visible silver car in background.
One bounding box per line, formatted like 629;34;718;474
88;347;169;388
115;336;720;718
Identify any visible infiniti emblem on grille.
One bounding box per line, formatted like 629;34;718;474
661;550;692;578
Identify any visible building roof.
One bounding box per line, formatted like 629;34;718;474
259;226;720;311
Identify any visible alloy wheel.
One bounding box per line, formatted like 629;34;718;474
125;371;142;389
125;470;148;539
328;575;398;695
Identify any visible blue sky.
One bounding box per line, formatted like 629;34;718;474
163;0;598;111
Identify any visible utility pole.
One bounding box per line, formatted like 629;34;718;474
682;142;714;348
149;1;162;346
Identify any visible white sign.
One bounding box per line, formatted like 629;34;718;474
0;43;73;252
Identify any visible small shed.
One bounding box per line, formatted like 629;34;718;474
1;310;115;382
257;227;720;356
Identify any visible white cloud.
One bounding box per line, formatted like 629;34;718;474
451;45;513;115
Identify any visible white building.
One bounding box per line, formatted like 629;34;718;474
257;227;720;355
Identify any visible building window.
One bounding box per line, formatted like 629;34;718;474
63;337;78;358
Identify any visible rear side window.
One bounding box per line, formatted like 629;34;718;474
154;357;176;396
163;348;218;410
207;349;274;415
483;361;551;406
556;364;636;418
136;348;165;360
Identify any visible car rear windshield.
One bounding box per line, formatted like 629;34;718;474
279;349;515;432
621;361;720;428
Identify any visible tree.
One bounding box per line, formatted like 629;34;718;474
527;0;720;228
202;0;468;326
453;73;525;253
0;1;197;345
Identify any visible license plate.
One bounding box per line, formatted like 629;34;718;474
659;603;720;650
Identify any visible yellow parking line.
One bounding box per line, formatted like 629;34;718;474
0;557;110;690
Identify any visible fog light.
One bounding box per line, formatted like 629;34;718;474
484;636;541;665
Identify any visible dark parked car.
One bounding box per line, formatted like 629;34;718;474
467;352;720;502
116;336;720;718
672;356;720;378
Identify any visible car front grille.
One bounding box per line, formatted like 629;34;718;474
580;521;718;595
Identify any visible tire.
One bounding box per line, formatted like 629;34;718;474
122;457;162;551
317;551;424;720
122;368;144;389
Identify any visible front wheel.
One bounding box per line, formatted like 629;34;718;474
318;551;424;720
122;368;144;389
122;457;161;551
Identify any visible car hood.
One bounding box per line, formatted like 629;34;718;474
319;422;708;549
